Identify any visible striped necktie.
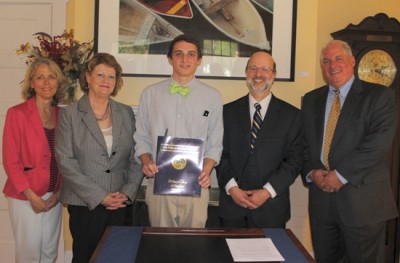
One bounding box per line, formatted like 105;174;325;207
323;89;341;170
250;103;262;153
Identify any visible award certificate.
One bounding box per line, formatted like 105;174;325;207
154;136;205;196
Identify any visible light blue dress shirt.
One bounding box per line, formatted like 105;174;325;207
321;75;355;184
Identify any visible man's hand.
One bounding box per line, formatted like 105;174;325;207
229;187;257;209
198;171;211;188
309;169;329;190
198;158;216;189
140;153;158;178
310;169;344;193
245;189;270;209
322;170;344;193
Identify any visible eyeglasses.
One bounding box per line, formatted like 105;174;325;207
247;66;274;74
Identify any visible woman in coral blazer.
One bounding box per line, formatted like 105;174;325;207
2;58;67;262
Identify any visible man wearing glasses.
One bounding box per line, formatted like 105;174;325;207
216;50;303;228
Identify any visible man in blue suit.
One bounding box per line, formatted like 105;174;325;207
301;40;398;262
217;50;303;228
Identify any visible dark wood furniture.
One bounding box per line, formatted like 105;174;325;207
90;226;315;263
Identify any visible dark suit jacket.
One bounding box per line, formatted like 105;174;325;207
301;78;398;227
56;95;143;210
216;94;303;227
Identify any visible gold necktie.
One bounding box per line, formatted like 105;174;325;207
323;90;341;170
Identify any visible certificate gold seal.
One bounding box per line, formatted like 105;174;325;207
171;155;187;170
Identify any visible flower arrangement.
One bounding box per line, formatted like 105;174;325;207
16;29;93;103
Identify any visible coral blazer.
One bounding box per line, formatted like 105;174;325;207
2;97;61;200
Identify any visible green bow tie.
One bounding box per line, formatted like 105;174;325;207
170;82;191;97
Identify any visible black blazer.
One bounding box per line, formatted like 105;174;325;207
216;94;303;227
301;78;398;227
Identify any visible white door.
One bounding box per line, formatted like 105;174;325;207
0;1;66;262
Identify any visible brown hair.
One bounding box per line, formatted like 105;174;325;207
79;53;123;96
167;34;203;59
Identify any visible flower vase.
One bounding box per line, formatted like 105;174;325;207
65;79;78;104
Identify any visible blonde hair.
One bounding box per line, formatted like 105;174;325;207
21;57;68;105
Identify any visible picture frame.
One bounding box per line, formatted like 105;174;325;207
94;0;297;80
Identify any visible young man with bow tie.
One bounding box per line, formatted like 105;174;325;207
134;35;223;228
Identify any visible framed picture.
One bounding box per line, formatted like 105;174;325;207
95;0;297;80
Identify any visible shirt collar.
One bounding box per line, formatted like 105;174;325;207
249;92;272;110
170;77;196;87
329;75;354;98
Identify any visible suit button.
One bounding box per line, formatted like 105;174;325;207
112;152;116;155
105;169;111;173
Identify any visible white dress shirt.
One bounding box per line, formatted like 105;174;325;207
225;93;277;198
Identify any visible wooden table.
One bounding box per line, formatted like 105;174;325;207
90;226;315;263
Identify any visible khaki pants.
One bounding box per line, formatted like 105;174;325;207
146;178;209;227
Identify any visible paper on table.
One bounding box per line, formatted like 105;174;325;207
226;238;285;262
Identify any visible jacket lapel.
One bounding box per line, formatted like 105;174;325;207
256;95;280;143
237;96;252;148
331;79;363;149
110;100;122;153
25;98;47;145
79;95;108;153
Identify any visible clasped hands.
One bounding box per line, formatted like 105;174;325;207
229;187;270;209
310;169;344;193
24;189;59;214
101;192;129;210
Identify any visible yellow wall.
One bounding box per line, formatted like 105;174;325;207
64;0;400;253
315;1;400;85
66;1;400;107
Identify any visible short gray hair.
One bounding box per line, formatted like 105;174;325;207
320;40;353;62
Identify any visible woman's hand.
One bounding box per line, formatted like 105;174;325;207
101;192;128;210
24;189;48;213
45;192;60;210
